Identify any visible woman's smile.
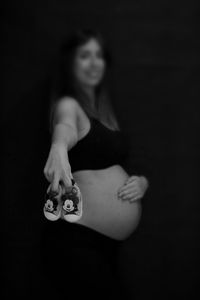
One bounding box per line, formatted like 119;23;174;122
74;38;105;89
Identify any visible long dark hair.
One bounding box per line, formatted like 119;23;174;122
49;28;119;132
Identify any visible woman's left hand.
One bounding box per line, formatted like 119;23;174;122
118;176;149;203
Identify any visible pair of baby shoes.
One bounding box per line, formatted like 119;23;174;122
43;179;82;223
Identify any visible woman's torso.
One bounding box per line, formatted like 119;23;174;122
62;98;142;240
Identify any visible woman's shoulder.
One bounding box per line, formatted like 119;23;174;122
57;96;79;109
56;96;83;114
56;96;88;122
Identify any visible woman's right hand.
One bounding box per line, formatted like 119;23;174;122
44;143;73;192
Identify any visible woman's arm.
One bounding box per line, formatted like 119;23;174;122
44;98;79;191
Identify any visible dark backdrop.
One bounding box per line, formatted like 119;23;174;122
2;0;200;299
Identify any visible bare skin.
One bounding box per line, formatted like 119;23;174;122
73;166;142;240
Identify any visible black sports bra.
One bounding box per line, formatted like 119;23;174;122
68;118;130;173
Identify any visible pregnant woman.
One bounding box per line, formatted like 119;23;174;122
42;28;149;299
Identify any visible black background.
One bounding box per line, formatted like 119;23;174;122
2;0;200;299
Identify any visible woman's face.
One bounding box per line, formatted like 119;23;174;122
73;38;106;90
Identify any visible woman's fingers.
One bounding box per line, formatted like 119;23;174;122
129;195;142;202
119;188;139;197
124;176;138;185
118;190;142;202
51;172;61;192
118;178;143;202
60;175;73;193
118;175;149;203
118;181;139;194
44;162;73;188
119;191;141;200
44;171;53;183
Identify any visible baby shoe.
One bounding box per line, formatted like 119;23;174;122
43;185;62;221
61;179;82;222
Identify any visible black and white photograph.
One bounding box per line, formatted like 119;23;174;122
2;1;200;299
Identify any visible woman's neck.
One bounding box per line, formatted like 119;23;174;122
79;86;96;109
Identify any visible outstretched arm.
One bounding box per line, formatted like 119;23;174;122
44;98;79;192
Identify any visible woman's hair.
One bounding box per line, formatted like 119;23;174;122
49;28;119;132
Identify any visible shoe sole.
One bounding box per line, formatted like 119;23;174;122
43;208;61;221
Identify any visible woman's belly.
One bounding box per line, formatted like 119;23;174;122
72;165;142;240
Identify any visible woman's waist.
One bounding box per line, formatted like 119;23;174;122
72;164;129;188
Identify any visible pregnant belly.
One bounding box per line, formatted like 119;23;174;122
72;165;142;240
